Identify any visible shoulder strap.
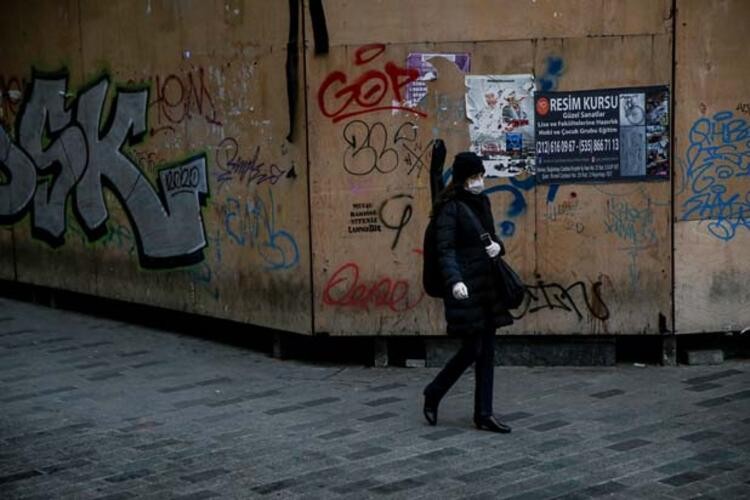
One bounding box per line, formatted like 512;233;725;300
455;200;485;242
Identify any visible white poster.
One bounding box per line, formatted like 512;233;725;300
465;74;536;177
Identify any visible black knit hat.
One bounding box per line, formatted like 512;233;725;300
452;151;485;185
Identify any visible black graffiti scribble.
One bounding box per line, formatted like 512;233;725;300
394;122;434;176
342;120;432;176
215;137;287;188
512;277;610;321
342;120;398;175
148;68;222;136
378;194;413;250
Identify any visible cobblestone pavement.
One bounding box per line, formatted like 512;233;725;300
1;297;749;500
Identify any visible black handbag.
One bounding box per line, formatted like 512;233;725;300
457;201;526;310
493;255;526;309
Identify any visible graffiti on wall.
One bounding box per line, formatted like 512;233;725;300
378;194;413;250
318;44;426;123
342;120;433;177
186;229;224;300
538;56;565;93
145;67;223;136
214;137;292;190
0;72;209;268
479;175;559;238
513;275;610;321
67;219;136;256
605;197;658;288
545;191;585;234
683;110;750;241
223;188;299;271
322;253;425;312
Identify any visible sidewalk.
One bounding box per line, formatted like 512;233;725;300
1;297;749;499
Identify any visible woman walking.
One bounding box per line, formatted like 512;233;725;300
423;151;513;433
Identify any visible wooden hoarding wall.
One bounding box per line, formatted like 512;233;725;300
674;0;750;334
0;1;312;333
308;0;674;335
2;1;745;338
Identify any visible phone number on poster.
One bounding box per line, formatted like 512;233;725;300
536;138;620;154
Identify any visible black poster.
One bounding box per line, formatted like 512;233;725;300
534;86;670;184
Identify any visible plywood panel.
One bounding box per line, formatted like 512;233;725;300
674;0;749;223
0;1;98;295
0;0;82;67
79;0;201;312
308;43;437;335
315;0;671;45
673;0;749;334
675;220;750;333
75;0;311;331
179;1;310;332
527;182;671;335
309;41;536;335
1;1;311;333
188;47;311;332
520;34;673;335
421;44;538;336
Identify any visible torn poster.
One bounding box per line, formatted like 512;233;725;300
465;74;535;177
405;52;471;108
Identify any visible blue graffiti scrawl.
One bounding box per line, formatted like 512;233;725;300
683;111;750;241
538;56;565;92
442;167;559;237
605;197;658;288
0;71;210;268
224;188;299;271
484;176;559;237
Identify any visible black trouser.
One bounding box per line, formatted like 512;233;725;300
424;328;496;418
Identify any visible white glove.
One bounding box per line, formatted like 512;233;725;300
452;282;469;300
485;241;501;258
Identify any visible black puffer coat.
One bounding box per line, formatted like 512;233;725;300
434;189;513;335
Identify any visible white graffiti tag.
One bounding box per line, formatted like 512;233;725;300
0;74;209;268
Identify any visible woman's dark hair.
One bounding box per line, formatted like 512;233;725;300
431;181;458;216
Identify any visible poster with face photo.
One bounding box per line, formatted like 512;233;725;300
465;74;536;177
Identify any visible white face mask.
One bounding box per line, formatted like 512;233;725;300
466;178;484;194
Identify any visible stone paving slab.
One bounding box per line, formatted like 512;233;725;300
1;297;749;499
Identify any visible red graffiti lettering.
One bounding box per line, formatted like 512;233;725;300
355;44;387;65
322;258;424;312
317;45;425;123
148;68;222;136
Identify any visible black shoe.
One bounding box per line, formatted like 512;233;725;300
474;415;511;433
423;392;439;426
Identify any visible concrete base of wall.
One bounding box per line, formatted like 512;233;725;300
272;333;285;359
661;335;678;366
686;349;724;365
497;336;617;366
425;336;617;367
373;338;389;367
2;281;748;367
